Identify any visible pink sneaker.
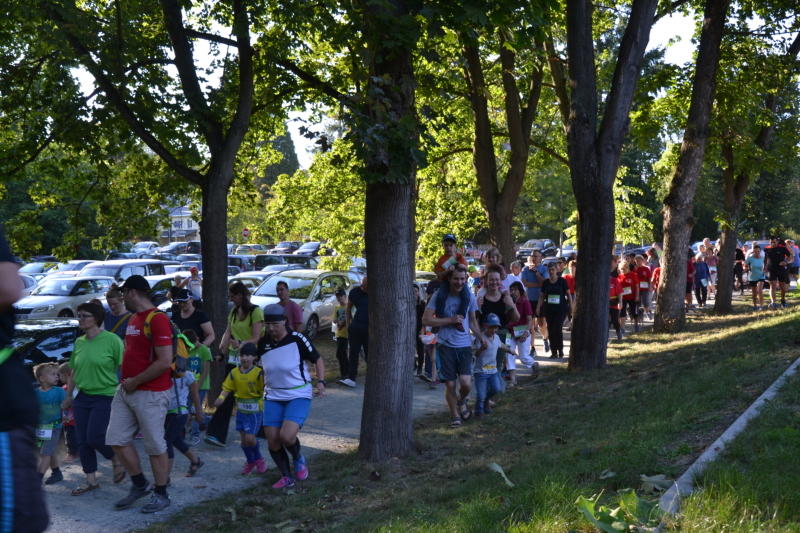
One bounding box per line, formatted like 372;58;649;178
272;476;295;489
294;455;308;481
255;458;267;474
241;462;257;475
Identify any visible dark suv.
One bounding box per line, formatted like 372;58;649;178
515;239;557;261
11;318;81;385
269;241;302;254
293;242;332;257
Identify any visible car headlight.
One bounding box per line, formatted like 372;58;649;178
32;305;54;314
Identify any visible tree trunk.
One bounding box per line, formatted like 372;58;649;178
359;182;415;461
714;155;749;313
201;169;235;398
565;0;658;370
654;0;729;332
358;0;416;462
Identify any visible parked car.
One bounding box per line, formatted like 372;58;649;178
31;255;58;263
158;242;189;255
557;243;577;258
164;265;191;275
234;244;270;255
19;262;57;274
461;240;482;259
49;260;96;274
20;274;38;297
515;239;558;261
228;255;256;272
261;264;304;274
11;318;81;385
414;271;437;293
133;241;160;254
180;261;203;271
250;270;352;339
13;276;116;318
254;254;319;270
78;259;167;281
175;254;202;262
105;252;140;260
269;241;302;255
186;241;202;254
293;242;332;257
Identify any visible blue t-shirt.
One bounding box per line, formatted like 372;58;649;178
746;256;765;281
521;265;548;302
104;312;132;340
36;387;66;428
792;246;800;267
426;289;478;348
348;286;369;330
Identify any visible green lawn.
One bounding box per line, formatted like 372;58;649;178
143;301;800;533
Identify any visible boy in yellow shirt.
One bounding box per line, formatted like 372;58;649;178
215;343;265;475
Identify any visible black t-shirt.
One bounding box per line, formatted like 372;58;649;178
480;295;509;329
0;228;15;349
426;279;442;299
348;286;369;330
764;246;791;271
735;249;745;262
172;308;211;343
541;277;571;310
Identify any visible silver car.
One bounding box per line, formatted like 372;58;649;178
250;270;352;340
13;276;116;318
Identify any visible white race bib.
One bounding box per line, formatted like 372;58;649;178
228;354;240;366
639;281;649;289
622;286;632;296
36;424;53;441
237;401;259;413
547;294;561;304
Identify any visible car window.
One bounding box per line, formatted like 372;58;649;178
318;277;333;297
94;279;112;293
32;279;78;296
152;279;173;292
256;255;281;269
308;257;319;268
26;331;75;365
255;275;315;299
74;281;93;295
329;276;349;293
148;263;165;276
347;272;362;284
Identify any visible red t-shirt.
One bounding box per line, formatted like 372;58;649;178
635;266;652;291
651;267;662;291
609;277;623;309
686;260;695;282
563;274;576;294
618;272;639;301
122;309;174;392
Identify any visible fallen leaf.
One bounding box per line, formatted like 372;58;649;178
224;507;237;522
489;462;515;487
640;474;673;493
599;469;615;479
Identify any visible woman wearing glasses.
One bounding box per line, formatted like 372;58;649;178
61;300;126;495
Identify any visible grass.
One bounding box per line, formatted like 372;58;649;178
140;300;800;533
673;368;800;532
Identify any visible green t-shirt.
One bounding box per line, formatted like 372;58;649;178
187;344;212;390
69;330;124;396
229;305;264;343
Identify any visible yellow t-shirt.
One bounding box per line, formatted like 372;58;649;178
333;305;349;339
222;365;264;412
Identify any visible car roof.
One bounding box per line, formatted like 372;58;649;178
83;259;164;266
145;273;190;283
271;269;346;278
44;275;116;282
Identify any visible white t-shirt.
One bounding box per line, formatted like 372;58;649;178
167;373;196;414
474;335;502;374
258;331;321;401
186;278;203;300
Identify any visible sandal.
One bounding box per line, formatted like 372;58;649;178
457;400;472;421
71;481;100;496
186;457;204;477
112;463;126;484
450;417;462;428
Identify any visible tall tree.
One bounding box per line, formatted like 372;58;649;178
654;0;730;332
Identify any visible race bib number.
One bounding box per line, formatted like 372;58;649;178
237;401;259;413
547;294;561;304
513;325;527;338
482;363;496;372
36;424;53;441
228;352;240;365
622;286;632;296
639;281;649;289
505;336;513;347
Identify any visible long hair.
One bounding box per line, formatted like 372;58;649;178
228;281;253;314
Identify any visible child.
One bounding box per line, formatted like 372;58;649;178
433;233;469;332
215;343;266;475
164;368;205;479
34;362;66;484
472;314;516;419
634;255;654;320
184;329;212;446
333;289;349;380
57;363;79;464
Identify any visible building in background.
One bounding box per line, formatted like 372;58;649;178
159;205;198;245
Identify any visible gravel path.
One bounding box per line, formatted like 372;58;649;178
45;333;570;532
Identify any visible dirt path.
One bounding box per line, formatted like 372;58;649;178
44;329;574;532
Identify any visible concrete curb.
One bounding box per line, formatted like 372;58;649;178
658;353;800;517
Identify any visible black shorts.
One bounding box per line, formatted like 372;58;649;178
790;266;799;275
765;268;789;284
436;345;473;382
685;281;693;295
529;300;543;318
749;279;764;288
621;300;638;319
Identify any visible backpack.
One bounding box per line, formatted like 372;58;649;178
143;310;194;378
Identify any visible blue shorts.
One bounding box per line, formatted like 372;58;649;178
235;410;263;436
262;398;312;428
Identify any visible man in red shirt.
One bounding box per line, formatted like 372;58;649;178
106;275;174;513
634;255;653;320
618;262;640;333
609;264;624;340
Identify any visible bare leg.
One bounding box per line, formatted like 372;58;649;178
444;380;459;418
111;444;143;476
149;452;169;486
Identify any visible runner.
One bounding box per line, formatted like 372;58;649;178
685;249;696;311
339;277;368;388
609;261;624;340
633;255;653;320
536;262;572;357
693;254;710;307
745;245;766;311
422;264;486;428
178;267;203;308
276;281;303;332
507;281;535;384
763;236;793;309
562;260;576;329
618;262;640;333
477;266;520;386
521;251;549;354
257;304;326;489
104;285;132;341
705;246;718;299
787;239;800;288
734;244;746;295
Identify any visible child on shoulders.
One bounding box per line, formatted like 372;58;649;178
433;233;470;332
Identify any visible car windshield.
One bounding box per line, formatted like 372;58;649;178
50;263;78;272
298;242;318;250
276;241;293;248
254;275;315;299
523;240;544;248
31;279;78;296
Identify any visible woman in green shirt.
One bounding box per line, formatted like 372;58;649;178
61;300;126;495
204;282;264;447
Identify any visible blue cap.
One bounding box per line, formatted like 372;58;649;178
442;233;457;243
483;313;500;326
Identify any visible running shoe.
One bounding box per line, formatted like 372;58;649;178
255;458;267;475
115;484;152;510
273;476;295;489
753;305;759;312
338;378;356;387
294;455;308;481
543;340;550;353
769;303;778;310
419;373;432;382
204;436;225;448
483;400;493;414
782;301;788;309
134;432;143;440
617;331;623;341
141;492;171;514
647;312;653;320
242;462;257;475
429;380;441;389
634;325;640;333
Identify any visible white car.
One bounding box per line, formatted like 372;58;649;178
13;276;116;319
133;241;160;254
19;274;38;297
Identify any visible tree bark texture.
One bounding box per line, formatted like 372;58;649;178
565;0;658;370
462;36;542;263
654;0;729;332
358;0;416;462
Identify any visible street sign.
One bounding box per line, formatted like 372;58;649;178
242;228;250;238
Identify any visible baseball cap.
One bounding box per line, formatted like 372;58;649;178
483;313;500;326
174;289;192;302
335;289;346;296
468;265;477;273
190;266;199;274
239;343;257;356
442;233;457;243
120;275;151;293
263;303;286;322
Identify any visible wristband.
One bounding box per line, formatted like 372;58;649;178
317;380;327;386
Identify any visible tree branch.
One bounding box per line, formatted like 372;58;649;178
653;0;692;24
185;29;239;48
221;0;255;159
538;35;571;128
124;58;176;75
273;58;350;103
530;140;570;166
429;147;472;164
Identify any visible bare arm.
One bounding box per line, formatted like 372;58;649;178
422;307;461;327
61;373;76;410
218;323;233;359
198;360;210;391
345;300;353;329
200;321;216;347
243;322;263;345
122;344;172;392
189;380;204;423
468;311;487;348
314;357;326;397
